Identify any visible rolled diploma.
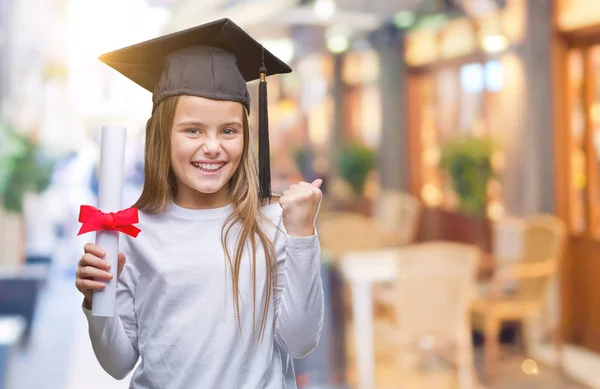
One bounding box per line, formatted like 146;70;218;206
92;125;127;317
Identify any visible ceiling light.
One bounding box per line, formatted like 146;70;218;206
314;0;336;20
327;34;349;53
260;39;295;63
482;34;508;53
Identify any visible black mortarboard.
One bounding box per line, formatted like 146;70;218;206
98;18;292;202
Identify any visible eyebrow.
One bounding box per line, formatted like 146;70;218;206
176;120;242;128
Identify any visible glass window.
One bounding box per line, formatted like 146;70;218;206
459;63;484;134
484;60;504;92
460;63;484;93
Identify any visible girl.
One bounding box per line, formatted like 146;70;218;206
74;19;324;389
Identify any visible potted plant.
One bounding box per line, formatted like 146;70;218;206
0;124;55;267
433;135;498;252
439;135;497;216
336;143;375;214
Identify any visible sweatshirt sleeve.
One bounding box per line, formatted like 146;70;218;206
273;217;324;359
82;259;140;379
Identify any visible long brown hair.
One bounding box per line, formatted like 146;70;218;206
134;96;277;340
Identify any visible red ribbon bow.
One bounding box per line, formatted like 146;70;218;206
77;205;141;238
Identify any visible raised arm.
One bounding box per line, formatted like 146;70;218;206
273;179;324;358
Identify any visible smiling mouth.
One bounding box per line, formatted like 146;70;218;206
191;162;226;172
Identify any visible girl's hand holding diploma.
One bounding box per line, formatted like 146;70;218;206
76;243;127;309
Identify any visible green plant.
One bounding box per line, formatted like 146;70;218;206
439;135;497;216
0;124;55;213
0;123;25;193
337;143;375;197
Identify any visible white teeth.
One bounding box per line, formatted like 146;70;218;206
192;162;223;171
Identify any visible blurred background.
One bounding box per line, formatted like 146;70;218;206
1;0;600;388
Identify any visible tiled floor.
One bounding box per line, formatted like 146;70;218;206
481;353;584;389
344;336;587;389
346;355;585;389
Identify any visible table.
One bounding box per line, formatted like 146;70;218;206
339;246;494;389
339;249;400;389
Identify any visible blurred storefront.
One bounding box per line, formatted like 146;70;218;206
397;0;600;382
398;0;600;381
401;0;531;252
553;0;600;359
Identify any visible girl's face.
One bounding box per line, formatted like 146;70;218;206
170;95;245;209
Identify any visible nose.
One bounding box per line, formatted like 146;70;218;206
201;134;221;156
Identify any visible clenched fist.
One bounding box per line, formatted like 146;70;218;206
279;179;323;238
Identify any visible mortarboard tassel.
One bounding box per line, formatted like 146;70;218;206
258;58;271;203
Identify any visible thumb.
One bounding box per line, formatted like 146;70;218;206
311;178;323;189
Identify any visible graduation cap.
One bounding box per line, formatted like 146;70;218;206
99;18;292;202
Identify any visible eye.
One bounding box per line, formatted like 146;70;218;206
221;128;238;136
186;128;201;135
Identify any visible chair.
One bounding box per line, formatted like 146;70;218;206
320;191;421;257
317;212;392;262
317;211;399;340
476;216;525;299
471;214;566;381
389;242;480;388
491;216;525;267
370;191;422;323
372;190;421;247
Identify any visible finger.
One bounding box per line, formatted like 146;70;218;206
296;182;320;197
80;253;111;271
78;266;113;281
84;243;106;258
311;178;323;189
298;181;314;188
76;278;107;292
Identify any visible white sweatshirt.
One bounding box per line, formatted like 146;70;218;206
82;202;324;389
